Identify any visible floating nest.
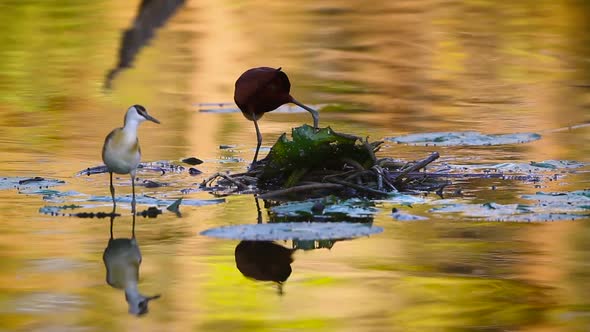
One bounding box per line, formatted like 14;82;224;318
201;125;451;199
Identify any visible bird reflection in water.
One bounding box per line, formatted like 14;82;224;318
234;241;295;295
103;211;160;315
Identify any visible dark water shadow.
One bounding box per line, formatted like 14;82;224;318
226;197;380;294
102;211;160;316
104;0;186;89
234;241;294;295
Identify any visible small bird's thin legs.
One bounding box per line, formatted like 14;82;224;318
255;196;262;224
109;172;116;208
291;98;319;129
131;174;136;214
252;114;263;166
132;213;136;239
109;213;114;239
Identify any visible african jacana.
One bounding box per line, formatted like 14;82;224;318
234;67;319;165
102;105;160;212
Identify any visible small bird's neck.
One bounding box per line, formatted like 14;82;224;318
122;119;140;138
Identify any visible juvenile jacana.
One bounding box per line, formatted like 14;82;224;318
102;105;160;212
234;67;319;164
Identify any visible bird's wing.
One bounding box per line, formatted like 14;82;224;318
234;67;291;107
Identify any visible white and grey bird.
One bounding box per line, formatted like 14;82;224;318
102;105;160;212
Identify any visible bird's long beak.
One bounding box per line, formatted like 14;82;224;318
145;113;160;124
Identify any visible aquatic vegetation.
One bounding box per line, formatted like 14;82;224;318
201;222;383;241
269;197;378;222
204;125;447;198
430;190;590;221
0;176;65;191
387;131;541;146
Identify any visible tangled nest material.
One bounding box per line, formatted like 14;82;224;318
200;125;455;199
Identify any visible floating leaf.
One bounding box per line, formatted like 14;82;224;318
0;177;65;191
375;194;428;205
181;157;203;165
430;190;590;221
188;168;202;176
76;161;185;176
391;211;428;221
88;195;224;207
520;190;590;212
387;131;541;146
166;198;183;215
270;197;378;222
200;222;383;241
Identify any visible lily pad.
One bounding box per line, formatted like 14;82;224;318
430;190;590;221
260;125;373;186
181;157;203;165
166;198;183;216
76;160;185;176
88;194;224;207
200;222;383;241
449;160;587;173
375;194;428;205
520;190;590;211
387;131;541;146
391;211;429;221
270;197;378;222
0;177;65;191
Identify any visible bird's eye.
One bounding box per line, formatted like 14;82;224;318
134;105;147;118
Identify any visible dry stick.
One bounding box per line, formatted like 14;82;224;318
203;172;248;190
201;173;222;186
371;165;397;191
215;173;248;190
325;178;391;196
391;152;440;183
341;158;365;171
363;138;378;165
322;170;357;182
258;183;344;199
344;170;374;182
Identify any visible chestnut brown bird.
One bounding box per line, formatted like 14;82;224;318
234;67;319;164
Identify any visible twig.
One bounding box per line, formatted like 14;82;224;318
325;178;391;196
215;173;248;190
363;137;378;166
259;183;344;199
344;170;374;182
202;172;248;190
322;170;357;182
341;158;365;171
391;152;440;182
371;165;397;192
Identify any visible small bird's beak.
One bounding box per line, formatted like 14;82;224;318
145;113;160;124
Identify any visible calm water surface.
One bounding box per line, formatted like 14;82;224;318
0;1;589;331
